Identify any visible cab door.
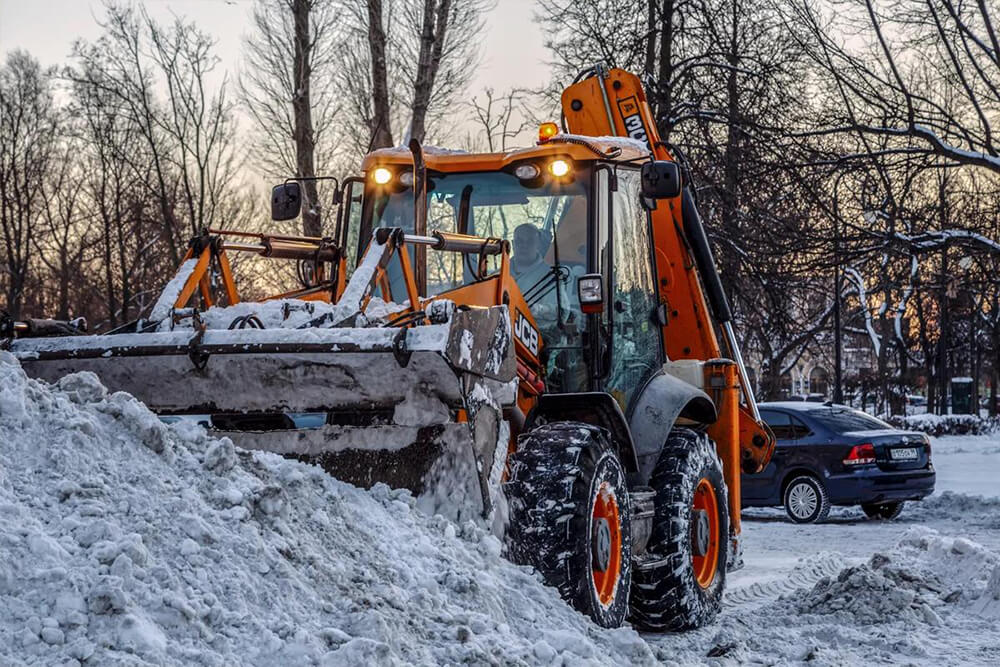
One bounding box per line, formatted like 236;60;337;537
603;167;663;410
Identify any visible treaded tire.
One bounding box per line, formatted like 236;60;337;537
783;474;831;524
630;428;729;632
503;421;632;628
862;500;904;520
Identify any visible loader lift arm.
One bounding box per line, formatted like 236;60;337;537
143;228;347;329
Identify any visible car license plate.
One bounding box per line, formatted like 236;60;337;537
890;447;918;460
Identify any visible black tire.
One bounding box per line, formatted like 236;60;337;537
783;474;831;524
862;500;904;520
630;428;729;632
503;421;633;628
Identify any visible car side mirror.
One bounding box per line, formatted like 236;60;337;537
271;182;302;221
640;160;682;199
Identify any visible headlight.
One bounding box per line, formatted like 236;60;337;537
398;171;414;186
372;167;392;184
514;163;540;180
549;159;570;177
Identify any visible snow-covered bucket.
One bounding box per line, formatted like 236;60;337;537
9;236;517;522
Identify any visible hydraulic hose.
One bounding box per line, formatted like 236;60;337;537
680;186;732;323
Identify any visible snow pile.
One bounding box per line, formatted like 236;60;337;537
911;491;1000;528
785;527;1000;628
886;412;999;436
897;527;1000;619
791;553;952;626
0;353;654;666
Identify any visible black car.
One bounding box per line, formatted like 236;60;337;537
741;402;936;523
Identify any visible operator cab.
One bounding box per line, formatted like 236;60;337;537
343;139;673;411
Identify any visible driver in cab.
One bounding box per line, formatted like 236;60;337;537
511;223;570;330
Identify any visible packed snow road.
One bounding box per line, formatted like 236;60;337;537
645;433;1000;665
1;353;997;666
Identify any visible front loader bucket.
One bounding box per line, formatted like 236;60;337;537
12;304;516;521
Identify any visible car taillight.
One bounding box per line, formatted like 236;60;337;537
843;443;876;466
925;437;932;461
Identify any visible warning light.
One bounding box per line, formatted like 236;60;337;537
538;122;559;142
549;159;570;177
372;167;392;185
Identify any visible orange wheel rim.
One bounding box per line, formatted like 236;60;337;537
591;481;622;606
692;478;720;589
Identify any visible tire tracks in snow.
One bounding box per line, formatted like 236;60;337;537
724;552;844;608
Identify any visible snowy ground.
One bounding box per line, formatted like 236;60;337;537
641;433;1000;665
1;353;998;666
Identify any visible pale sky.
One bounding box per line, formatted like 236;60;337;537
0;0;552;117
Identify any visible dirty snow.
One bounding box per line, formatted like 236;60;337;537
3;348;1000;666
0;354;653;666
675;431;1000;666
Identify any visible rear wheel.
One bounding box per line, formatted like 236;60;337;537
630;428;729;632
503;422;632;628
862;500;904;520
783;475;831;524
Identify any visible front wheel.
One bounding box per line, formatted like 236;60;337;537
783;475;831;524
503;422;633;628
630;428;729;632
862;500;904;520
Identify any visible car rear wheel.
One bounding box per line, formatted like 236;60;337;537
783;475;830;524
861;500;904;520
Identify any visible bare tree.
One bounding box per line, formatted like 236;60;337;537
0;51;59;319
464;87;534;151
242;0;346;237
339;0;488;152
789;0;1000;174
33;137;97;320
67;2;248;327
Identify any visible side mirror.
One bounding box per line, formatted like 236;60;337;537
271;182;302;221
640;160;682;199
577;273;605;314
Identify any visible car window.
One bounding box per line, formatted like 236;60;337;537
789;415;812;438
807;408;890;432
760;410;793;440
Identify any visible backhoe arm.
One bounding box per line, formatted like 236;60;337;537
559;67;774;475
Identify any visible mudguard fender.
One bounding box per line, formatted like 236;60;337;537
628;370;717;484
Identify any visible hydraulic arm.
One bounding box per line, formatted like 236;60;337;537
558;66;775;496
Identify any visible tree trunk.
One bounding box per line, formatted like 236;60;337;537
656;0;676;139
992;345;999;417
292;0;322;237
409;0;451;144
644;0;656;83
367;0;394;149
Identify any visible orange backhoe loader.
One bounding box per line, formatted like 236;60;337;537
5;66;773;630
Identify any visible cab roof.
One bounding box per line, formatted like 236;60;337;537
360;134;651;173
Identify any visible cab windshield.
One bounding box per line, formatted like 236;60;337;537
366;166;592;391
